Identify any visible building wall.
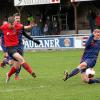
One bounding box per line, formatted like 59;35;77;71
0;1;100;31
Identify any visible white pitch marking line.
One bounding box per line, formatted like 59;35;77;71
0;85;45;93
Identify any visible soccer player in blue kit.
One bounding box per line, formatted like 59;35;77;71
63;28;100;84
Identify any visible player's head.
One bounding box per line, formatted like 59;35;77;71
8;16;15;25
13;13;21;22
93;26;100;39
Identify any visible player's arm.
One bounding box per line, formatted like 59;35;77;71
24;24;33;30
22;30;40;45
85;34;94;48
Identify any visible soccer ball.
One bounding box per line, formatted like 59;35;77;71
86;68;95;78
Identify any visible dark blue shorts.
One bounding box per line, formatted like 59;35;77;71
80;58;96;68
6;45;24;61
6;46;20;61
18;44;24;56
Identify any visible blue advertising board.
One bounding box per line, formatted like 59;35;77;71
0;35;89;51
23;37;74;50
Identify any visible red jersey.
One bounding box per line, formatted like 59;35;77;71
0;22;23;47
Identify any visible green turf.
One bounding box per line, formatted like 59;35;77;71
0;49;100;100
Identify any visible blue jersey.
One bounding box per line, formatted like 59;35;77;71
0;33;4;45
81;34;100;67
17;30;24;55
0;32;7;52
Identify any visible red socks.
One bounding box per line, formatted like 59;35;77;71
8;62;33;78
22;62;33;74
8;67;17;77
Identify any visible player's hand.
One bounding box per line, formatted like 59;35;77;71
33;39;40;45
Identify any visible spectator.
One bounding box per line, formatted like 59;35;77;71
38;18;44;35
52;17;60;35
46;16;53;35
87;10;96;33
31;19;43;36
43;24;48;35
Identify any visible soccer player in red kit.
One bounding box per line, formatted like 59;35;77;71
0;16;37;83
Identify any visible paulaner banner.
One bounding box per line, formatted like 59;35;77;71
0;36;89;51
14;0;60;6
22;37;74;50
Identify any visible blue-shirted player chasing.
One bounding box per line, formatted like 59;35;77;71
63;28;100;84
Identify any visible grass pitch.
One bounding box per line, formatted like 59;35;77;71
0;49;100;100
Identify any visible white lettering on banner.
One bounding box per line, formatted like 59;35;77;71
39;40;44;47
24;0;49;4
50;40;54;47
14;0;60;6
40;39;60;48
29;40;34;48
55;39;60;47
44;40;50;47
24;39;60;49
24;41;30;48
34;43;39;48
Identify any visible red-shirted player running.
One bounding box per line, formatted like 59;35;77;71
0;16;37;83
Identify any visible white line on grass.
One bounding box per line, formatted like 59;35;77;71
0;85;45;93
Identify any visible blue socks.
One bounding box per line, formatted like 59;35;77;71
15;67;21;76
68;68;81;79
88;79;100;84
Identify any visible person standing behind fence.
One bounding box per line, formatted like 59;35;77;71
46;16;53;35
43;23;48;35
87;10;96;33
52;17;60;35
31;19;43;36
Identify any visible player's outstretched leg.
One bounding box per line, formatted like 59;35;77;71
22;62;36;78
63;70;68;81
31;72;36;78
6;73;10;83
88;78;100;84
6;66;17;83
14;67;21;80
63;68;81;81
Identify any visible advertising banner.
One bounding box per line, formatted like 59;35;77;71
14;0;60;6
23;37;74;50
0;35;89;51
74;36;89;48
